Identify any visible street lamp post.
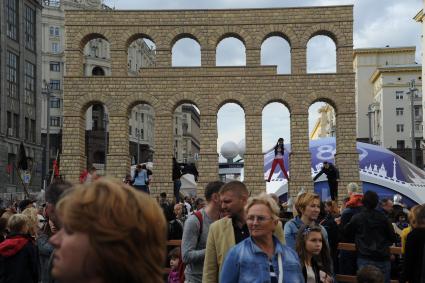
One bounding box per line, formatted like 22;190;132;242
43;80;51;183
408;79;418;166
367;104;374;144
103;113;109;170
136;130;140;165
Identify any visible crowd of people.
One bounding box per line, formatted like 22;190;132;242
0;177;424;283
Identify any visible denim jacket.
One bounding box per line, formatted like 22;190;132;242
283;216;328;251
220;236;304;283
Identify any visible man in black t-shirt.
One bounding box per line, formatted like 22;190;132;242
313;161;340;200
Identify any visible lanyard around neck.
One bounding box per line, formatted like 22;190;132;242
278;253;283;283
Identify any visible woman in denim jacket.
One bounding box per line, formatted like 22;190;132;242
284;192;328;251
220;193;304;283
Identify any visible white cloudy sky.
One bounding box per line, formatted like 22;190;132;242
108;0;422;154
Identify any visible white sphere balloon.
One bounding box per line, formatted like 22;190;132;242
221;141;239;161
238;139;246;158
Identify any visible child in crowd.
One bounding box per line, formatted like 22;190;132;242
168;247;181;283
357;265;384;283
296;223;333;283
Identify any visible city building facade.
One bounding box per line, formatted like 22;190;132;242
0;0;43;199
354;47;423;167
370;65;422;166
41;0;158;175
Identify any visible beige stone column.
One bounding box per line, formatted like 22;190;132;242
291;46;307;74
110;49;127;77
106;115;130;179
289;113;313;197
246;48;261;66
244;112;265;195
152;113;173;197
337;45;354;73
201;48;216;67
155;49;171;67
198;113;219;194
65;49;84;76
335;111;360;201
61;115;86;183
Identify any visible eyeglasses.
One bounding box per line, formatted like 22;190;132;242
246;215;273;223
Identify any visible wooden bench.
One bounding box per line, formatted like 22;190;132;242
335;242;402;283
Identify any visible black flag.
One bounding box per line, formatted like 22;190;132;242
17;142;28;171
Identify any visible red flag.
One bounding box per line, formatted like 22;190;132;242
52;160;59;177
6;164;12;174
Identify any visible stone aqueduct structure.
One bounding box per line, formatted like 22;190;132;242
62;5;359;198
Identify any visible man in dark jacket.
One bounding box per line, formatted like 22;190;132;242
0;214;38;283
344;191;396;283
313;161;340;200
173;158;183;203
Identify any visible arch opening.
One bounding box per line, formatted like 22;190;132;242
172;38;201;67
216;37;246;66
261;36;291;74
127;38;156;76
307;35;336;73
309;101;337;200
262;102;291;194
173;103;200;193
217;103;245;182
85;103;109;175
83;37;111;76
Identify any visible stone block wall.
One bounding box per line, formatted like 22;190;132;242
62;5;359;200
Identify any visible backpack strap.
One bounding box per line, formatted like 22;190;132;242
193;210;203;245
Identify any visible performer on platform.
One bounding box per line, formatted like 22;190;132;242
267;137;290;182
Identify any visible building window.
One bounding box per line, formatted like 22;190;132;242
397;140;405;149
50;116;61;127
141;113;144;123
49;26;60;37
50;80;60;90
396;124;404;133
50;98;60;108
8;153;17;184
7;51;18;99
51;42;60;53
6;0;18;40
396;108;403;116
25;118;29;140
396;91;404;100
415;106;421;118
7;112;13;136
24;62;35;105
129;126;132;135
14;114;20;138
30;119;36;142
50;62;60;72
141;129;144;139
416;139;421;149
24;5;35;51
415;122;422;132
